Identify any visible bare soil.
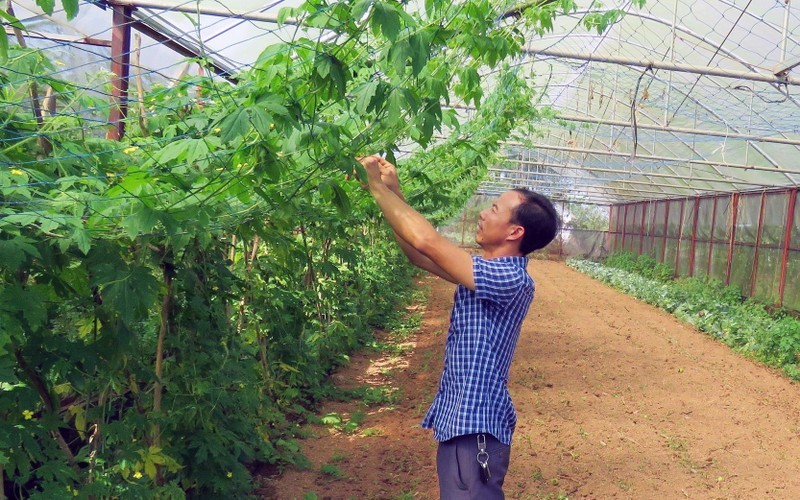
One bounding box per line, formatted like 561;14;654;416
257;260;800;499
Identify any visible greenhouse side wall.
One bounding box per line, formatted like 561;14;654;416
609;188;800;312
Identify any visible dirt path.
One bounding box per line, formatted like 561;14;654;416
258;260;800;499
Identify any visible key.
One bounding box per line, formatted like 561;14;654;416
476;434;491;484
479;458;491;484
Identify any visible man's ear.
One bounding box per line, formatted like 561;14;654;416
507;225;524;242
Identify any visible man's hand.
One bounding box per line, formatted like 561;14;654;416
376;157;401;196
358;155;384;192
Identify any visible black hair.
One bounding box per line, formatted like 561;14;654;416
510;188;561;255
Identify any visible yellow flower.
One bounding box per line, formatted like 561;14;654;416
133;471;143;479
213;127;222;134
10;169;24;176
22;409;34;420
123;146;139;154
226;472;233;478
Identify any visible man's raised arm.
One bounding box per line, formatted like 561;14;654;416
359;156;475;290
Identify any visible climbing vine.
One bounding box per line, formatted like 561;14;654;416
0;0;632;496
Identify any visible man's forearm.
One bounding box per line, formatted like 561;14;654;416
370;184;440;254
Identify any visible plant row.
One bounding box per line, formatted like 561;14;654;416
568;254;800;381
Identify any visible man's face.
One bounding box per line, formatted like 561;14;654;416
476;191;523;248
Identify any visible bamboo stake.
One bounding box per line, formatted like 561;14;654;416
132;33;149;135
152;256;174;477
8;1;52;156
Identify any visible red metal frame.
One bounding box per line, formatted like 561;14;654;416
725;193;739;285
107;5;132;140
638;202;647;254
749;192;768;297
661;200;669;263
621;204;629;251
706;196;718;276
674;198;685;274
688;198;700;277
779;188;797;306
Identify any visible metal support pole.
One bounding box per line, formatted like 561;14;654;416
662;200;670;264
651;201;658;257
675;199;686;274
639;202;647;255
779;188;797;307
622;204;629;251
707;197;718;277
750;192;768;298
689;198;700;277
107;5;132;140
725;193;739;286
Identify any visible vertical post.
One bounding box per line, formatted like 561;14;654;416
707;196;718;276
107;5;133;140
675;198;685;274
650;201;658;257
621;204;629;251
662;199;670;263
688;197;699;277
750;191;768;297
638;202;647;255
779;188;797;306
725;193;739;285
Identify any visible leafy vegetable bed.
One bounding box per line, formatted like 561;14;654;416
568;258;800;381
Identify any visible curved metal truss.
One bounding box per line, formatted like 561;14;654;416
483;0;800;206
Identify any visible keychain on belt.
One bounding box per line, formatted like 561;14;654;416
477;434;491;484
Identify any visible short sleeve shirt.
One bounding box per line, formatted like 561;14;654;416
421;255;534;445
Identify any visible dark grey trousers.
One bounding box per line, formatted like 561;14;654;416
436;433;511;500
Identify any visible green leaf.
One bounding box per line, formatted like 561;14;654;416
0;236;40;270
122;204;160;238
315;53;348;98
257;94;290;116
0;9;25;31
371;2;400;42
0;213;38;227
95;262;159;325
353;80;379;113
389;39;411;75
219;107;251;144
71;226;91;255
183;139;211;166
250;107;273;135
352;0;373;20
408;32;431;76
0;31;7;64
62;0;79;19
35;0;56;15
155;140;188;164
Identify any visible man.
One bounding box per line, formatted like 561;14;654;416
359;155;560;499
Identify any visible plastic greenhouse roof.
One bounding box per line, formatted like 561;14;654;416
485;0;800;206
9;0;800;206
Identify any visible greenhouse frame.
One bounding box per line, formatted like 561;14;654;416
3;0;800;496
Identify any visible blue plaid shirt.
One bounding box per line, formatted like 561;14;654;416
422;255;534;445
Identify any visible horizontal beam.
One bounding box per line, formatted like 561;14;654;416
127;17;237;81
497;158;774;189
486;170;701;196
104;0;299;25
515;142;800;176
480;179;657;203
4;27;111;46
489;167;755;195
524;47;800;86
554;114;800;148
